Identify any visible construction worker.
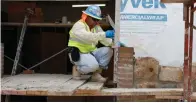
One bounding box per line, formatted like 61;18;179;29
68;5;114;82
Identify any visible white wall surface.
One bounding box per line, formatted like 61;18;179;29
120;0;196;67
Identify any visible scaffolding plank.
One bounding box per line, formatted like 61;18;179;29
155;95;182;99
1;74;78;96
74;81;104;96
155;92;196;100
47;75;90;96
101;88;183;96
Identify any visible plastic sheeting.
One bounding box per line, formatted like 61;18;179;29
120;0;196;67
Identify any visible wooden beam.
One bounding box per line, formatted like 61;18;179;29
47;75;90;96
155;92;196;100
156;95;182;100
74;81;105;96
1;74;90;96
101;88;183;96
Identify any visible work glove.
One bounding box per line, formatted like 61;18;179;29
116;41;126;47
105;30;115;38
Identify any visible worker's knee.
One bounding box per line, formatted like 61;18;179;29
88;64;99;73
102;47;113;55
79;63;99;74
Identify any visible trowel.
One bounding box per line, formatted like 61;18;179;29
106;14;126;47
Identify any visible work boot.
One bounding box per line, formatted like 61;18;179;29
91;69;106;83
72;65;81;80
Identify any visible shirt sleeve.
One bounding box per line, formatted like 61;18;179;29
95;25;113;46
71;21;106;45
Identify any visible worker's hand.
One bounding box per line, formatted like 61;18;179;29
105;30;115;38
116;41;126;47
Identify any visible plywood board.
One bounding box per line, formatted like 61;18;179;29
74;82;104;96
101;88;183;96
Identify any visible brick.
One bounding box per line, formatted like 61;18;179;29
159;66;183;82
118;65;133;73
117;77;133;83
118;47;134;58
117;72;133;79
118;68;133;73
117;83;133;88
118;63;133;67
117;96;132;102
157;82;178;88
118;64;133;69
132;96;156;102
135;81;157;88
118;58;134;64
117;96;156;102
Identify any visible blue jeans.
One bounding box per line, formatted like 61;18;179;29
70;47;113;74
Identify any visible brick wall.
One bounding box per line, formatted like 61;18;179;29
115;47;196;102
116;47;134;88
116;47;134;101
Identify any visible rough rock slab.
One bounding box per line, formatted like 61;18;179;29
134;57;159;79
159;66;183;82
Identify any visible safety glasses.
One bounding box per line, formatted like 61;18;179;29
92;18;100;22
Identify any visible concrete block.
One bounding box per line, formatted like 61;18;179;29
159;66;183;82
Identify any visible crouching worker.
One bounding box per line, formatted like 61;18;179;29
68;5;114;82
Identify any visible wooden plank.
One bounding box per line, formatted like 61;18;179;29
2;74;70;88
155;95;182;99
74;81;104;96
24;74;73;96
155;92;196;100
1;74;73;96
1;74;91;96
47;75;90;96
101;88;183;96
